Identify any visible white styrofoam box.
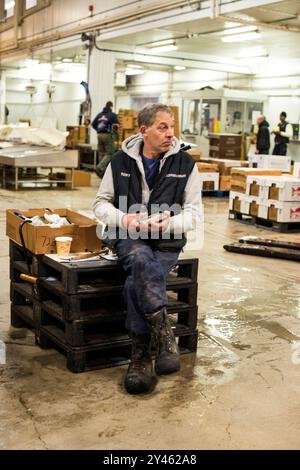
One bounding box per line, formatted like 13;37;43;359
264;175;300;201
246;175;267;198
246;194;264;217
259;199;300;223
293;162;300;179
248;154;291;172
229;191;249;214
198;172;219;191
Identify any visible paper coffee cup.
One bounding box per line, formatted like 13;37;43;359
55;236;72;257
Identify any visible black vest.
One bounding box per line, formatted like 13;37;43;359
104;149;195;251
275;121;290;145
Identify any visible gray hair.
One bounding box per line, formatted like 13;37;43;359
137;103;173;128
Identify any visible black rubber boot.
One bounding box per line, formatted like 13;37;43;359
124;333;155;394
145;308;180;376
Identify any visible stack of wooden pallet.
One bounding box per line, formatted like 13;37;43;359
10;240;199;373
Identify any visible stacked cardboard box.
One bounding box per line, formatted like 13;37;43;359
118;109;139;143
169;106;180;139
66;126;88;149
196;162;219;191
260;176;300;223
197;162;219;173
248;154;291;172
230;168;282;194
187;148;202;161
209;134;242;160
201;157;249;191
229;172;300;223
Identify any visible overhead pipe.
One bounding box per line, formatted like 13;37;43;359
218;13;300;33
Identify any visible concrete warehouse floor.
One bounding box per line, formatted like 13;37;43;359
0;174;300;450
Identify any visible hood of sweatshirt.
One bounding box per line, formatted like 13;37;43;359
121;134;181;161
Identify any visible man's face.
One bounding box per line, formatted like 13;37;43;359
257;116;264;125
141;112;174;154
280;114;286;122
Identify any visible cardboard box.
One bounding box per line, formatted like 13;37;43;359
197;162;219;173
169;106;180;139
293;162;300;178
201;158;248;175
122;115;134;130
123;130;135;140
264;176;300;201
199;172;219;191
248;154;291;172
246;175;267;198
6;209;101;255
260;200;300;223
65;170;91;187
219;175;231;191
231;168;282;193
187;149;202;161
229;191;249;214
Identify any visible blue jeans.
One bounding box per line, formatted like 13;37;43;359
116;239;180;335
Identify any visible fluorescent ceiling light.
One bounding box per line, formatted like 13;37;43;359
174;65;186;71
125;69;144;76
224;22;242;28
238;46;266;58
150;44;178;52
25;59;39;67
222;32;261;43
221;25;257;36
150;39;175;47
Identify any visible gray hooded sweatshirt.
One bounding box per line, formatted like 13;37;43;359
92;134;202;235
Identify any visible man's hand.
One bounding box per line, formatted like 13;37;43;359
139;211;170;233
255;149;259;154
122;213;146;231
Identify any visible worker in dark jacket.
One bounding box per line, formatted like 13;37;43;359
255;115;270;155
93;103;202;395
272;111;293;156
92;101;119;178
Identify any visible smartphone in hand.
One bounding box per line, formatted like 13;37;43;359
140;212;169;224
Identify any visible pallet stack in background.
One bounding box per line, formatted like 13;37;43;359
229;168;300;231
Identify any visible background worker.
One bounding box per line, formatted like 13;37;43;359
272;111;293;156
255;115;270;155
93;103;202;395
92;101;119;178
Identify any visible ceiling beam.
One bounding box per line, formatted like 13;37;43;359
97;0;287;41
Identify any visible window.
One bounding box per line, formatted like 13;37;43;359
25;0;37;9
22;0;49;19
4;0;14;18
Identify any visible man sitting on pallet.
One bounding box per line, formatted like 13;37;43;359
93;103;202;394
